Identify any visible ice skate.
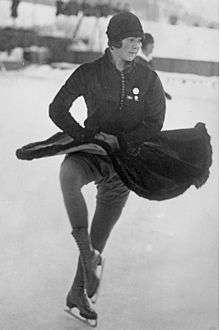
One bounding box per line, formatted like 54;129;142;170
89;255;105;304
71;228;105;303
82;249;105;302
64;288;98;327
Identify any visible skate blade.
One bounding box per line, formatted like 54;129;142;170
64;308;97;328
91;257;105;304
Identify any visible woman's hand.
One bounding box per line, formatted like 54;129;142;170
94;132;120;151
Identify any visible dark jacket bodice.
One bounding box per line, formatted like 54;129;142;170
49;48;166;144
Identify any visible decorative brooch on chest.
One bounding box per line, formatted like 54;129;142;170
127;87;140;102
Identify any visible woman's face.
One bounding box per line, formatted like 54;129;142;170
117;37;142;62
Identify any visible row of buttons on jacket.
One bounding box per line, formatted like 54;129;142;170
120;72;125;110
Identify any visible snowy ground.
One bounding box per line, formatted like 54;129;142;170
0;66;218;330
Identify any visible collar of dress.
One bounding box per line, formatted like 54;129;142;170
103;48;136;75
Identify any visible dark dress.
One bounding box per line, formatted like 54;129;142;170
135;55;172;100
16;122;212;201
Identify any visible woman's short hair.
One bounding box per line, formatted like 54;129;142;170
108;40;123;48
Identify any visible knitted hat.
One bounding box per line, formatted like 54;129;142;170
106;12;144;42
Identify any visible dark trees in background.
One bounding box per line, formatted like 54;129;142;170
11;0;20;18
55;1;130;18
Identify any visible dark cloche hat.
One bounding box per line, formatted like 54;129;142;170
106;12;144;42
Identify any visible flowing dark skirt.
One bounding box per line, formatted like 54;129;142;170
16;122;212;201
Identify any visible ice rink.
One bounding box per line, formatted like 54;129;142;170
0;66;218;330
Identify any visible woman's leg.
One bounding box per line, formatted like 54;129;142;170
71;173;130;297
59;155;90;228
59;154;101;317
91;173;130;252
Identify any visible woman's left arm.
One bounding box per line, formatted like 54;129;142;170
142;71;166;137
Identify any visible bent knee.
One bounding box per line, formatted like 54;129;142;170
59;157;83;188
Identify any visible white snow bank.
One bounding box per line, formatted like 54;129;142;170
141;21;219;62
0;47;23;61
0;0;56;27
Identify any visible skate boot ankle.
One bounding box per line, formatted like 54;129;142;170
66;287;97;320
71;228;103;301
83;249;102;299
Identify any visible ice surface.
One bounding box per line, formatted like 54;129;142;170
0;66;218;330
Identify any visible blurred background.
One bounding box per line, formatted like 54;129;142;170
0;1;218;330
0;0;218;75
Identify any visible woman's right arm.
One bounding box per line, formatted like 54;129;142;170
49;66;96;140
